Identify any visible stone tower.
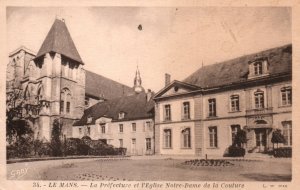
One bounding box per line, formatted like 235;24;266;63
10;18;86;141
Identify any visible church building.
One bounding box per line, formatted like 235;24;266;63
6;18;134;141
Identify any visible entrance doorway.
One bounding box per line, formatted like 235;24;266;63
255;129;267;152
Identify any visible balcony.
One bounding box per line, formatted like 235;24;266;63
246;107;273;116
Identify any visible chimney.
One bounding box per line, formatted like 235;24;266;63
146;89;152;102
165;73;171;87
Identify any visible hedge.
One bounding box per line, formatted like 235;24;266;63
227;146;246;157
273;147;292;158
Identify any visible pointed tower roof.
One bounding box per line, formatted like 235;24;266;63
36;19;84;64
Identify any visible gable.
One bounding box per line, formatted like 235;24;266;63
95;117;112;124
154;81;200;99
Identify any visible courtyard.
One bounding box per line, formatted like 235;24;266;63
7;156;291;181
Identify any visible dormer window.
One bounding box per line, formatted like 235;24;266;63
248;58;269;79
87;116;93;124
118;112;125;119
254;62;263;75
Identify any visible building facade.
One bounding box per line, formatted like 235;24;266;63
6;18;133;142
73;70;155;155
154;44;292;156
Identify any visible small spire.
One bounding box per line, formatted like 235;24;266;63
133;65;144;93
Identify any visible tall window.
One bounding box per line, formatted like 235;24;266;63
254;91;264;109
79;128;82;135
208;98;216;117
254;61;263;75
145;121;151;131
282;121;292;146
119;139;123;148
163;129;172;148
231;125;241;145
101;124;106;134
209;127;218;148
146;138;151;150
119;124;123;133
132;123;136;132
182;102;190;119
281;87;292;106
87;126;91;135
132;138;136;145
182;128;191;148
164;104;171;121
61;88;71;114
230;95;240;112
60;100;64;113
66;101;70;113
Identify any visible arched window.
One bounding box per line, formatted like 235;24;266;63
181;128;191;148
254;90;264;109
60;88;71;114
37;84;44;102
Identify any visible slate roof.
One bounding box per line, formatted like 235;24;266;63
184;44;292;88
74;92;154;126
85;70;135;100
36;19;83;64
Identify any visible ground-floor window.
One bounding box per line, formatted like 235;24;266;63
231;125;241;145
163;129;172;148
209;126;218;148
146;138;151;150
282;121;292;146
181;128;191;148
119;139;123;148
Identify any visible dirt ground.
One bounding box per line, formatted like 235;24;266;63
21;158;291;181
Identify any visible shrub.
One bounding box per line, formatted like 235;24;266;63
273;147;292;158
233;130;247;147
65;138;81;156
228;145;245;157
271;129;286;149
50;119;63;157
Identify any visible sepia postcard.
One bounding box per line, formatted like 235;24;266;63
0;0;300;190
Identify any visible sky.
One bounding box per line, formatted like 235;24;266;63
7;7;291;92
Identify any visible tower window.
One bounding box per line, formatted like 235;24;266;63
60;100;64;113
66;102;70;113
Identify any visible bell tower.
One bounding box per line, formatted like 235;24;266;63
133;66;144;93
33;18;85;140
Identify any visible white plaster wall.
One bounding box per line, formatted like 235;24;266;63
202;90;246;118
202;117;246;156
159;98;195;121
159;121;195;155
